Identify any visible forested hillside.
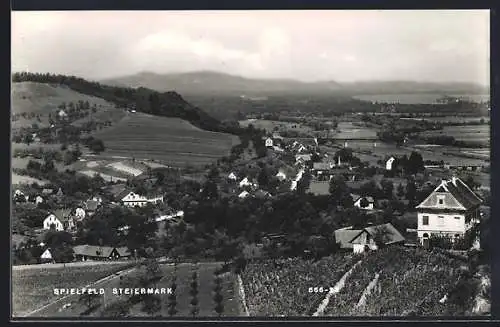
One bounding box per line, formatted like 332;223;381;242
12;72;238;134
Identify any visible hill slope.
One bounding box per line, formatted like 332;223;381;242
101;71;343;96
101;71;489;96
12;72;234;134
89;112;240;167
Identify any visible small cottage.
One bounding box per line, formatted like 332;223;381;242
349;223;405;253
351;194;375;210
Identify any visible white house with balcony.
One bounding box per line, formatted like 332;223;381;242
121;192;163;207
415;176;482;247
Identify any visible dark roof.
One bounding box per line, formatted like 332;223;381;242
73;245;115;258
85;200;99;211
334;228;362;249
106;184;130;200
349;223;405;245
115;247;132;256
307;181;330;196
445;177;483;210
416;176;483;210
52;209;72;221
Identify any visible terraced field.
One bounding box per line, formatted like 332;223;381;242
92;113;239;167
241;247;480;317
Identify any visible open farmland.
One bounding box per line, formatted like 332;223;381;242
238;119;314;134
400;116;489;124
322;140;489;167
241;247;479;317
353;94;489;104
421;125;490;144
332;122;378;140
12;261;135;317
91;113;239;167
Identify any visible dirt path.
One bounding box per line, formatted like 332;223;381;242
312;260;362;317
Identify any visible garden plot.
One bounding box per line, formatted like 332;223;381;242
107;162;144;177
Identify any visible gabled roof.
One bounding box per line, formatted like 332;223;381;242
73;245;115;258
349;223;405;245
416;176;482;210
50;209;72;221
106;184;130;199
334;227;362;249
115;247;131;256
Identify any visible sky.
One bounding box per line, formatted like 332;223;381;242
11;10;490;84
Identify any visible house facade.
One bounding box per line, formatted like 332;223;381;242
415;176;482;246
386;157;396;171
43;214;64;231
265;138;274;147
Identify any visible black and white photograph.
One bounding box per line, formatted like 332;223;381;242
11;10;491;319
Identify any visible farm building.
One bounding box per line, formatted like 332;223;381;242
120;192;163;207
40;248;54;263
351;194;375;210
13;190;27;202
334;226;362;250
228;172;238;181
273;145;285;152
35;195;44;205
43;209;73;231
349;223;405;253
73;245;132;261
239;177;257;188
312;161;334;176
386;157;396;171
265;138;274;147
415;176;482;247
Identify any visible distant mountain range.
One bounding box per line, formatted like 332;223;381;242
101;71;489;97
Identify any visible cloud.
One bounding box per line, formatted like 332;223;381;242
11;10;490;84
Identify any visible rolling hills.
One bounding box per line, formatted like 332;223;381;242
11;73;241;170
101;71;489;97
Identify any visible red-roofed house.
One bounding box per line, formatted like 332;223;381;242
415;176;483;246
